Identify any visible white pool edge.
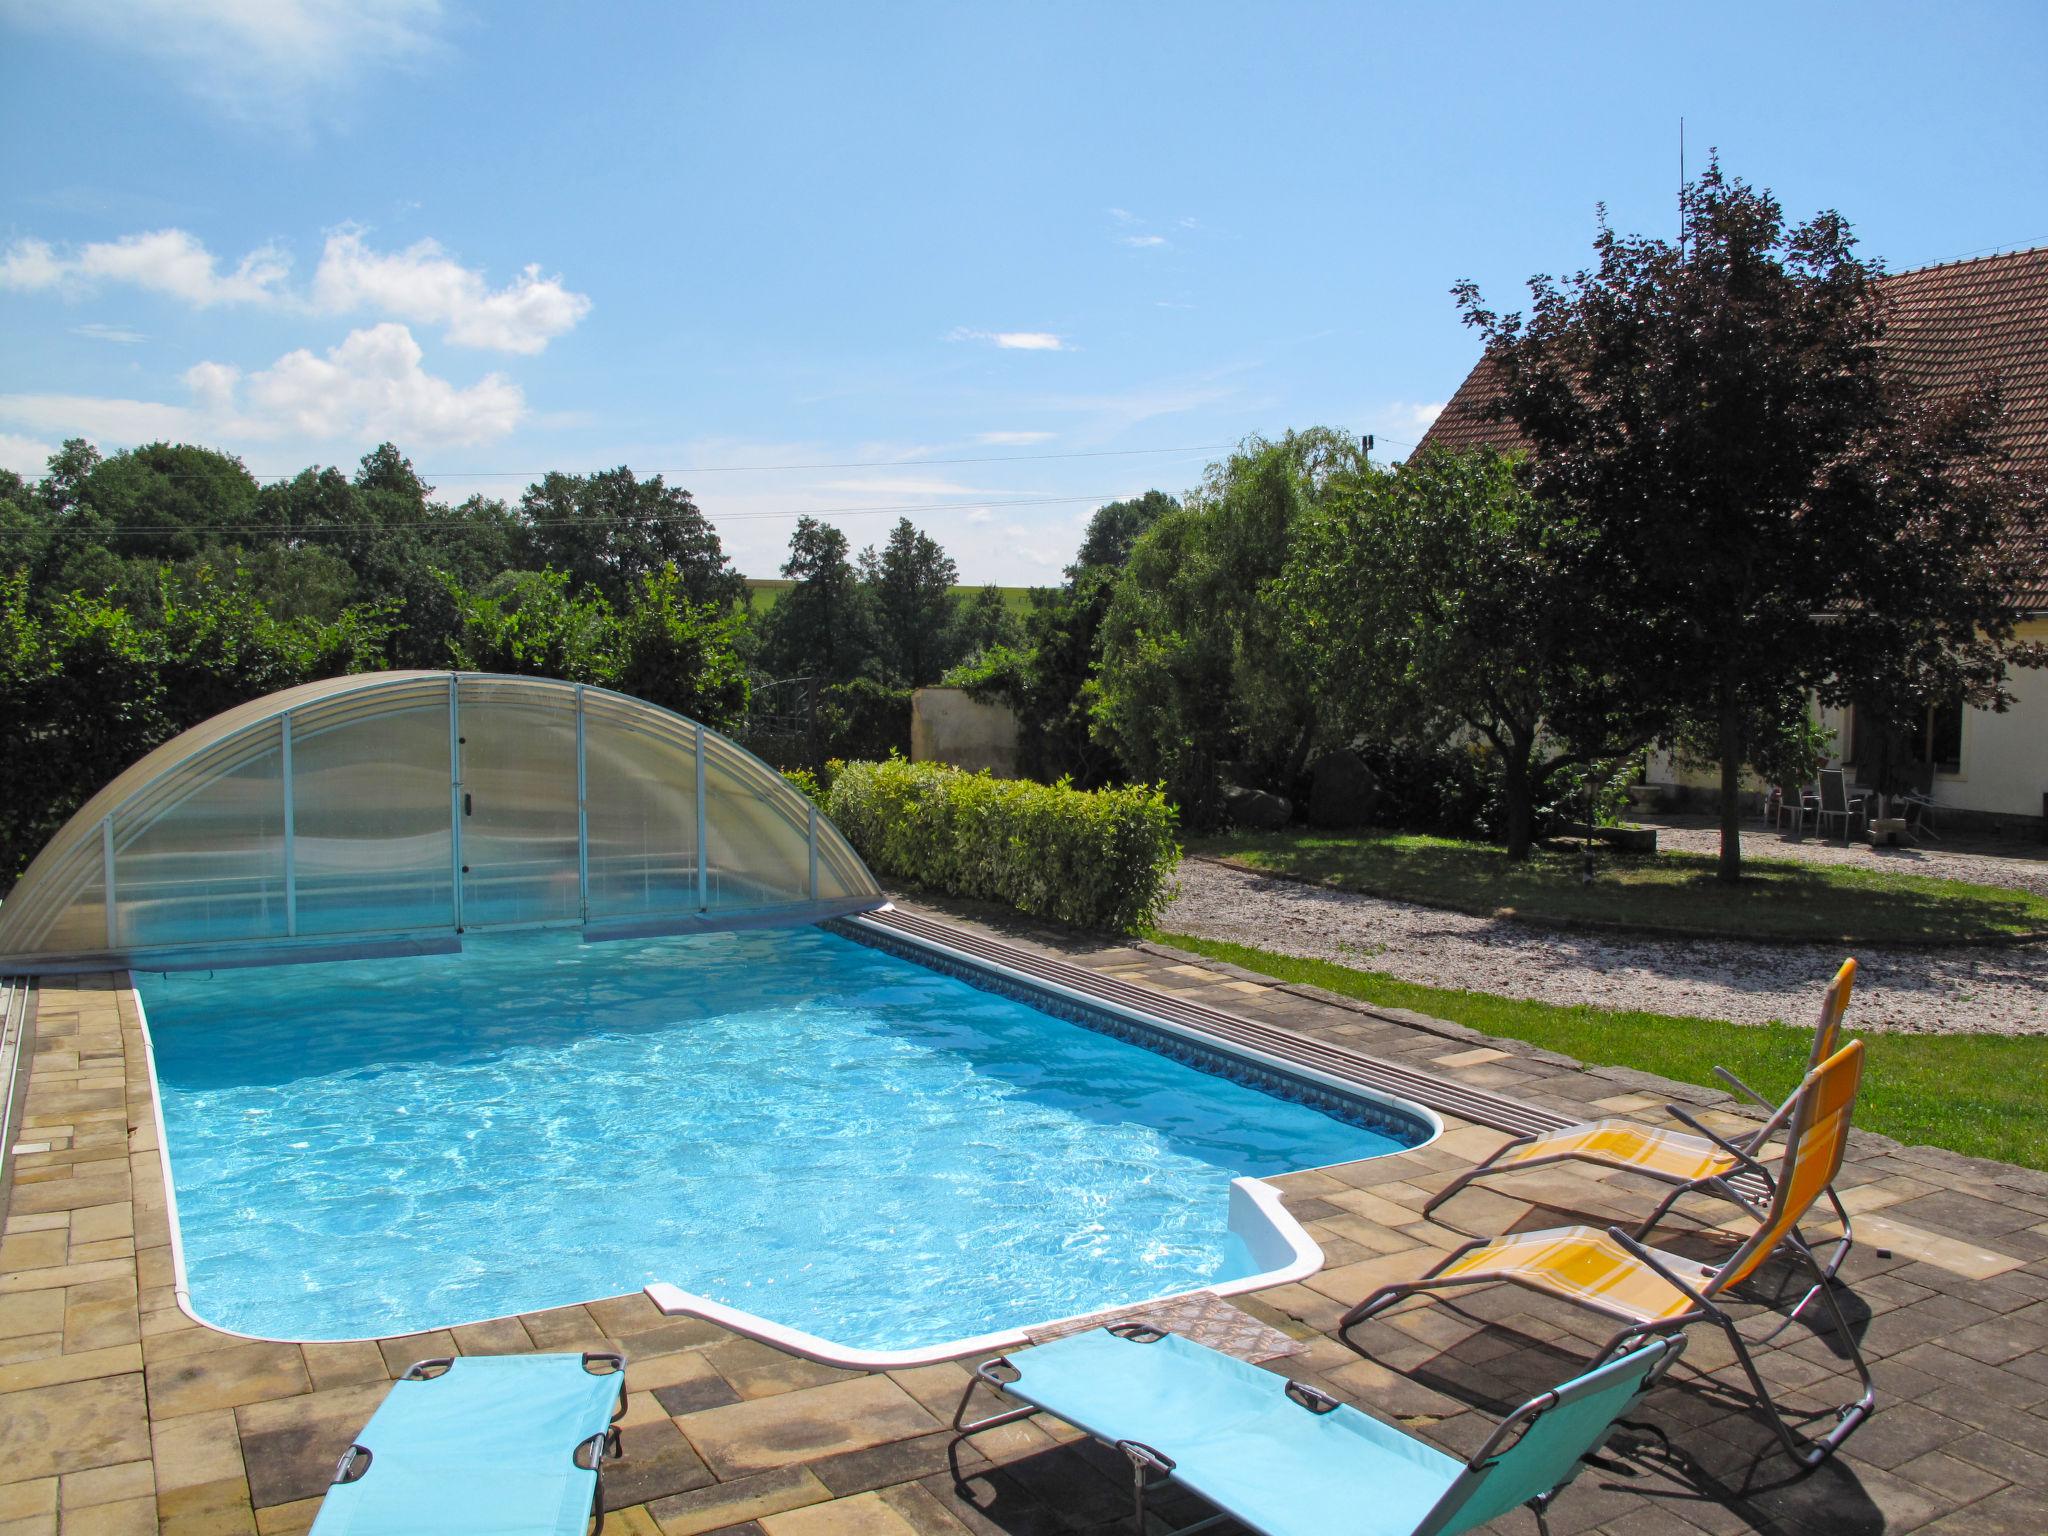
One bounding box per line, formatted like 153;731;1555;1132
644;1175;1326;1369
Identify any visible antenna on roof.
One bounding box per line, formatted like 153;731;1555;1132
1678;117;1687;262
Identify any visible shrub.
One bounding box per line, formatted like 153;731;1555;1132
780;766;825;806
827;758;1180;933
818;679;911;762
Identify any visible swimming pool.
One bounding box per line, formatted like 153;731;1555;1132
135;922;1432;1354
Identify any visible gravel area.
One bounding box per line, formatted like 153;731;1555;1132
1162;857;2048;1035
1641;814;2048;899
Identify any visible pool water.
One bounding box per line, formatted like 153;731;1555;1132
137;925;1419;1348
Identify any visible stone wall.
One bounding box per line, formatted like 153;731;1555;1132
908;688;1020;777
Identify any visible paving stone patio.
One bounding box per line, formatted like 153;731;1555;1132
4;895;2047;1534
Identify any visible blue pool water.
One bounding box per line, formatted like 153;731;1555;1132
137;925;1421;1348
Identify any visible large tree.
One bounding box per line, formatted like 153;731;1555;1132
518;466;744;611
757;516;874;683
1094;431;1363;821
1009;491;1176;784
1284;449;1657;858
1458;161;2042;880
860;517;959;687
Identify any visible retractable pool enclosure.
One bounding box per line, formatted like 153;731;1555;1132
0;672;884;972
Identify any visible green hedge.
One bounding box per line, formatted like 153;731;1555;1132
826;758;1180;933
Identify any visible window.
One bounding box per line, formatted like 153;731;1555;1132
1916;698;1965;774
1844;698;1964;777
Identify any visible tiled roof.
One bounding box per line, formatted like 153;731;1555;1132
1413;246;2048;607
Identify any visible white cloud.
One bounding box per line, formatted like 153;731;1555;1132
814;476;1002;497
1042;379;1241;433
1;230;289;306
993;332;1066;351
1386;400;1446;439
0;392;197;444
1107;207;1139;224
0;323;524;450
1117;234;1168;249
311;229;591;354
2;226;591;354
948;327;1069;352
72;322;148;344
0;432;57;478
233;323;524;444
975;430;1053;446
0;0;446;120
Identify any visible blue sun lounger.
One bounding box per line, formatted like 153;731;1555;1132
309;1353;627;1536
951;1325;1683;1536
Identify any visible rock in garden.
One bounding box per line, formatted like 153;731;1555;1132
1222;783;1292;830
1308;748;1380;829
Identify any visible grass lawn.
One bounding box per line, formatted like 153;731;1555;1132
1152;931;2048;1172
745;578;1035;620
1194;828;2048;945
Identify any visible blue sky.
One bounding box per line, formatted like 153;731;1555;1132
3;2;2044;583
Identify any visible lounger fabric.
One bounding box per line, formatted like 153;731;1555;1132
1418;1342;1676;1534
1434;1224;1706;1324
1490;1120;1744;1182
308;1354;622;1536
994;1329;1677;1536
1000;1329;1466;1536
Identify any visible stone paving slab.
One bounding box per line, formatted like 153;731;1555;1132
3;895;2047;1533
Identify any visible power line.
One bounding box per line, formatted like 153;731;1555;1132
46;441;1241;485
0;491;1133;538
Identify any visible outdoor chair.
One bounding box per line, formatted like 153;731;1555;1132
1898;789;1942;842
950;1322;1685;1536
1814;769;1866;842
1769;785;1816;835
1342;1041;1874;1468
309;1353;627;1536
1423;960;1858;1283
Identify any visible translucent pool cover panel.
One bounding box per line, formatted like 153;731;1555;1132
114;721;287;949
583;695;700;920
702;731;813;909
0;672;883;970
291;684;456;938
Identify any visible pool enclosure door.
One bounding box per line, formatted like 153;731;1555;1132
456;679;582;929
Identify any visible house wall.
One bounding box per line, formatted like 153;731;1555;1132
1644;615;2048;826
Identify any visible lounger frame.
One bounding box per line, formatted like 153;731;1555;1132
950;1323;1686;1536
325;1352;627;1536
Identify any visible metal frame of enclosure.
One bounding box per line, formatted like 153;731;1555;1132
0;672;884;973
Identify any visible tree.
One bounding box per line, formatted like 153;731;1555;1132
1094;433;1363;822
616;564;750;731
1457;160;2042;880
984;492;1175;785
447;569;619;683
517;467;743;610
757;516;875;683
1283;450;1657;858
84;442;261;564
861;517;959;686
948;583;1022;661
